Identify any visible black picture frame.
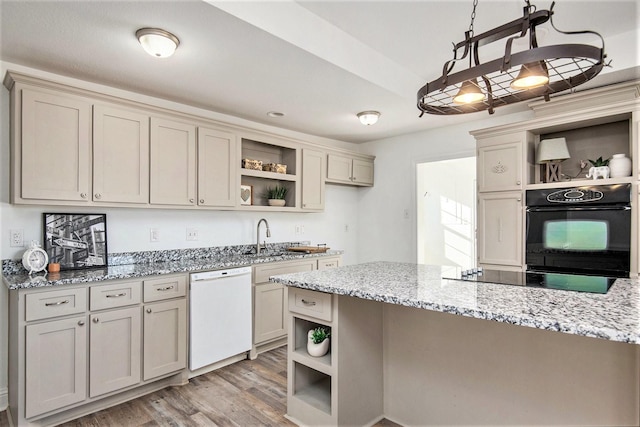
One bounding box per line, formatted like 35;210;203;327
43;213;108;271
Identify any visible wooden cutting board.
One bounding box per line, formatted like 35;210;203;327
287;246;330;254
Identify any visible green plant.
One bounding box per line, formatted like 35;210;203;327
310;327;330;344
265;185;287;200
588;156;610;167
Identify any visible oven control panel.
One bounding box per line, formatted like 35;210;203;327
546;188;603;203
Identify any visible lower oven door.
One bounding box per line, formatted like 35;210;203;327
526;205;631;276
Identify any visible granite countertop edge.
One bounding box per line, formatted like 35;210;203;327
3;250;343;290
271;262;640;345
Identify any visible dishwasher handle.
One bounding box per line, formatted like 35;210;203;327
190;266;252;282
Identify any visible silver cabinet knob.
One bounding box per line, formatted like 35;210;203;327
516;180;521;185
146;308;152;314
80;193;87;199
78;320;85;326
200;199;204;203
95;193;102;199
92;317;99;323
189;199;195;204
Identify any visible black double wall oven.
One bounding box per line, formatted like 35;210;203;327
526;184;631;278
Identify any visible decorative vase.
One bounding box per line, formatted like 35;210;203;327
307;330;330;357
608;154;632;178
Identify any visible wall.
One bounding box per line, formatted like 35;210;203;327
0;62;363;411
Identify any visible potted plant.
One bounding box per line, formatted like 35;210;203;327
307;326;330;357
265;185;287;206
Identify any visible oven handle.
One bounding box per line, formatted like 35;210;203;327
526;206;631;212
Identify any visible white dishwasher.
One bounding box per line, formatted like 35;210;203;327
189;266;252;371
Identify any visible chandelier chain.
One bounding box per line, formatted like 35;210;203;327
468;0;478;37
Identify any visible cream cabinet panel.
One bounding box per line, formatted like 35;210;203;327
302;149;325;210
478;192;523;267
197;127;237;207
25;316;88;418
352;158;374;185
327;154;352;183
478;142;523;192
318;257;341;270
21;88;91;201
89;307;142;397
150;118;197;206
143;298;187;381
254;283;287;344
93;105;149;203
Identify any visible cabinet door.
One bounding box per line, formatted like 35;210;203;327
25;316;88;418
302;149;325;210
352;158;374;186
21;88;91;201
93;104;149;203
150;118;197;206
143;298;187;381
197;127;237;207
477;192;523;267
254;283;287;344
327;154;353;183
89;307;141;397
477;142;523;192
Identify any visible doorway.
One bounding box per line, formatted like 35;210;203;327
417;157;476;269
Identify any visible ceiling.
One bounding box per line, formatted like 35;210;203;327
1;1;638;144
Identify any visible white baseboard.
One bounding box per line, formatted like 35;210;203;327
0;386;8;411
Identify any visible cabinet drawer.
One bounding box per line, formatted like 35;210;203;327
25;287;87;321
317;257;340;270
254;260;316;284
143;275;187;302
90;281;142;311
289;288;332;322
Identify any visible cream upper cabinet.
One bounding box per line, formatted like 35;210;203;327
477;141;523;192
477;191;523;267
150;117;197;206
20;88;92;202
197;127;237;207
301;149;325;210
327;153;374;186
93;104;149;203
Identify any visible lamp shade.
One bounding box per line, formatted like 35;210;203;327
536;138;570;163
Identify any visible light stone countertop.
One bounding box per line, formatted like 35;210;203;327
3;250;342;290
270;261;640;344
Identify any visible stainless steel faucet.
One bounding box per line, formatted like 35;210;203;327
256;218;271;255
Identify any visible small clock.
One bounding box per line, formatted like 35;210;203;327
22;241;49;274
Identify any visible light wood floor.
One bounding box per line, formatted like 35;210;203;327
0;346;401;427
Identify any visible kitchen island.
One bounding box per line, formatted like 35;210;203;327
272;262;640;426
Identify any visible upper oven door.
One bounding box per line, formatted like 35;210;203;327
526;205;631;276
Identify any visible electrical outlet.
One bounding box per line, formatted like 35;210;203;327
186;228;199;241
295;225;301;235
150;228;159;242
10;229;24;247
344;224;349;232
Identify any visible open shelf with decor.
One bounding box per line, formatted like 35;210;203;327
292;317;332;371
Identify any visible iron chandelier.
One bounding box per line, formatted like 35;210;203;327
417;0;607;116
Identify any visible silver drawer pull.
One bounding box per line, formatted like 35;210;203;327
157;285;174;291
301;299;316;306
106;292;126;298
45;299;69;306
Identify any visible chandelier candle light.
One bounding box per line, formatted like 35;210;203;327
417;0;607;116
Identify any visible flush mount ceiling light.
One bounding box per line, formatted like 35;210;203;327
136;28;180;58
357;111;380;125
417;0;607;116
267;111;285;118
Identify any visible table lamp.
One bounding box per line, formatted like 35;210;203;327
536;138;570;182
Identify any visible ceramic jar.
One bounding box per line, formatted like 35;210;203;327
608;154;632;178
307;330;330;357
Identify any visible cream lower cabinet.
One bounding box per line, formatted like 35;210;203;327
252;256;341;357
25;315;88;418
9;275;188;427
477;191;524;268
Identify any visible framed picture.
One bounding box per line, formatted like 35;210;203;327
43;213;108;271
240;185;253;206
